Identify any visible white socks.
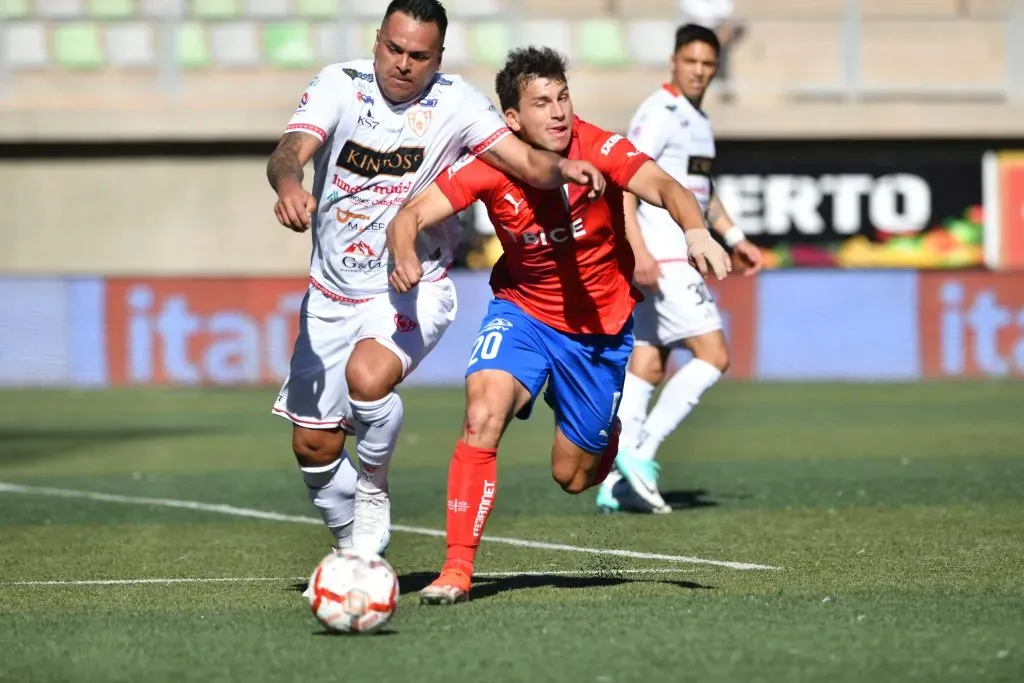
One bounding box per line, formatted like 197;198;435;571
349;392;404;494
617;372;655;454
300;452;357;546
634;359;722;462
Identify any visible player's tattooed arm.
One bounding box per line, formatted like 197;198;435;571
267;133;321;232
386;184;457;293
627;160;731;280
480;135;605;198
706;193;734;231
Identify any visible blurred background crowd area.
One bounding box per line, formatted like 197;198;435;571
0;0;1022;276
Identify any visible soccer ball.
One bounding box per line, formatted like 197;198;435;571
306;548;399;634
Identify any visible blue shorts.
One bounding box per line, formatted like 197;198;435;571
465;298;634;454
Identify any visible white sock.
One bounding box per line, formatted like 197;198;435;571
349;392;404;495
300;451;357;546
617;372;655;453
635;359;722;462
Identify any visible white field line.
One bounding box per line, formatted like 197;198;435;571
0;482;779;571
2;568;699;588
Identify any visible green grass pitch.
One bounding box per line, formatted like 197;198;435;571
1;381;1022;682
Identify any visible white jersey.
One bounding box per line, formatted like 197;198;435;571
627;85;716;260
285;60;510;299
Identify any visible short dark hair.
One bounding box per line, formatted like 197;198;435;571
383;0;448;42
495;46;569;111
674;23;720;56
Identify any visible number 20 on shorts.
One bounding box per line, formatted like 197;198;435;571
468;331;503;366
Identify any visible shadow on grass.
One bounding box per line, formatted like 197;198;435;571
294;572;714;603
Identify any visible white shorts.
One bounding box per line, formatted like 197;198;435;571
633;261;723;348
272;277;457;431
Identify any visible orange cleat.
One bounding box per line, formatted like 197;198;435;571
419;567;472;605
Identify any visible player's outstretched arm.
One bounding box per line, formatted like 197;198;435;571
479;135;605;198
267;133;321;233
622;192;661;292
386;184;458;293
708;193;763;276
626;160;731;280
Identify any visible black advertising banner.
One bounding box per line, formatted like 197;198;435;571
713;139;987;269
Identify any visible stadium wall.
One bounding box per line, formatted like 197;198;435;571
3;138;1022;275
3;271;1024;388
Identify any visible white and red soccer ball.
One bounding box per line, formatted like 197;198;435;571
306;548;399;634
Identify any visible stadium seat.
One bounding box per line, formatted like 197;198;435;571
520;0;606;20
513;20;574;61
139;0;185;17
5;22;48;68
177;21;210;68
36;0;84;18
440;20;470;68
88;0;134;18
210;22;259;66
265;22;315;68
576;19;627;67
2;0;31;18
297;0;338;20
193;0;238;19
313;23;364;63
348;0;388;19
626;19;674;66
448;0;501;19
245;0;289;18
106;23;156;66
54;23;106;68
471;22;510;68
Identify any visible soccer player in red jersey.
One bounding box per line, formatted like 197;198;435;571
385;47;731;604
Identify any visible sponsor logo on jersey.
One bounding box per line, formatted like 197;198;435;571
688;156;714;177
336;207;384;232
358;112;379;130
665;104;677;112
308;76;320;87
447;153;474;178
418;97;439;108
342;67;374;83
341;240;384;271
601;134;624;156
337;141;425;178
407;110;432;137
434;75;453;86
356;91;374;105
481;318;514;333
298;92;309;107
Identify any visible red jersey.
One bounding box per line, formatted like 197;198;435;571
435;117;651;335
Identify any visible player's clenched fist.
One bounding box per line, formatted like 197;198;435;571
390;255;423;293
274;180;317;233
558;158;605;199
685;228;732;280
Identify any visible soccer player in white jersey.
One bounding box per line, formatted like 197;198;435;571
265;0;604;556
597;24;763;514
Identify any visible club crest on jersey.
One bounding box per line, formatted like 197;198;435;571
394;313;418;333
407;110;432;137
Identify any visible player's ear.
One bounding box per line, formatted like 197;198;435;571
504;108;521;133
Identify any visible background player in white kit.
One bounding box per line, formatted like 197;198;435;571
597;24;763;514
265;0;604;555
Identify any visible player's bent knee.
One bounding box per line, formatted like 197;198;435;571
346;341;405;402
292;427;345;467
695;346;730;373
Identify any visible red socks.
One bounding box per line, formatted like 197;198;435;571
593;417;621;487
443;440;498;575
